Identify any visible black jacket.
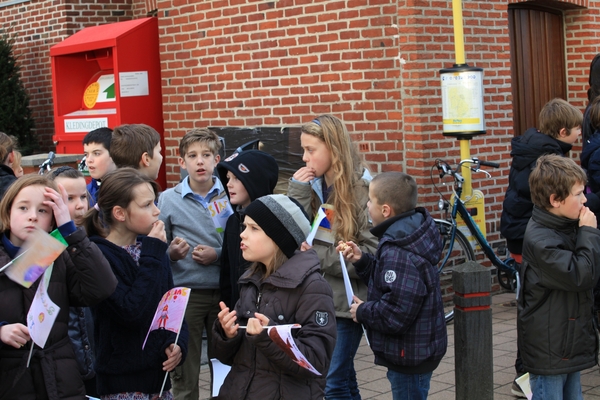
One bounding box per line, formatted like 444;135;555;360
500;128;572;254
0;164;17;200
518;206;600;375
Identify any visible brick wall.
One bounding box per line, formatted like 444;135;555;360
0;0;135;150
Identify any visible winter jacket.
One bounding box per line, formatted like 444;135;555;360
354;208;447;374
500;128;572;254
212;249;337;400
0;227;117;400
219;206;252;308
582;130;600;192
287;171;378;318
90;236;189;396
0;164;17;201
67;306;95;381
518;206;600;375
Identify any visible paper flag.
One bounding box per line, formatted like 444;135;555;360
27;265;60;348
143;287;191;349
208;199;234;233
4;228;67;288
306;207;327;246
267;324;321;375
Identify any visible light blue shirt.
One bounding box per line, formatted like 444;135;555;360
180;176;224;208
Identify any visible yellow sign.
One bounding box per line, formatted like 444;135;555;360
453;189;486;249
83;82;100;109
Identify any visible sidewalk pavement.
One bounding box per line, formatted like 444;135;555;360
196;292;600;399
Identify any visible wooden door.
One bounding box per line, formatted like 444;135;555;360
508;5;566;136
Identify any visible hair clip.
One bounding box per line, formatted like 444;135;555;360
311;119;321;126
51;165;74;177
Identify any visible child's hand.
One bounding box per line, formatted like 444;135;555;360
579;206;597;228
349;296;364;323
218;301;238;339
336;240;362;263
247;312;269;336
300;241;312;251
149;220;167;242
192;245;217;265
0;323;30;349
293;167;316;183
163;343;182;371
169;237;190;261
43;185;71;227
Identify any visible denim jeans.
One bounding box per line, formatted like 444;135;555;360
529;372;583;400
324;318;363;400
387;370;432;400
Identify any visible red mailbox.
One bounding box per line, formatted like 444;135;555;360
50;17;166;187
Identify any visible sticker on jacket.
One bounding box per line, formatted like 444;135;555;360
384;270;397;283
315;311;329;326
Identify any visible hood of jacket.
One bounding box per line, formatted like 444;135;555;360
510;128;571;171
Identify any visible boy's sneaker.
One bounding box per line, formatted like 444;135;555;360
511;376;526;398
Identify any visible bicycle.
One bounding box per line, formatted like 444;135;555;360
431;157;520;323
38;151;55;175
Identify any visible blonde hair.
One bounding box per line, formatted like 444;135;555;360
248;246;289;279
0;174;58;233
0;133;16;165
302;115;366;242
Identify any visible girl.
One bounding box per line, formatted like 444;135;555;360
49;166;98;397
212;194;336;399
287;115;378;400
84;168;188;399
0;174;117;399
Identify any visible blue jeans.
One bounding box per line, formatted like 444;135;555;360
324;318;363;400
529;372;583;400
387;370;432;400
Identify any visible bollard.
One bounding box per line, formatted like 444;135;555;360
452;261;493;400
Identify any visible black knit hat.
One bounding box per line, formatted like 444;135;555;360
244;194;311;258
217;150;279;202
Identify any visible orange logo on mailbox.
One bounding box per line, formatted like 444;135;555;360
83;82;100;109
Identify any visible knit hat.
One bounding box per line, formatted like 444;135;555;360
244;194;311;258
217;150;279;202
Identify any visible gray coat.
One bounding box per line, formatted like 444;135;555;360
518;206;600;375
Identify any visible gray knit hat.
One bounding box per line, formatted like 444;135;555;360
244;194;311;258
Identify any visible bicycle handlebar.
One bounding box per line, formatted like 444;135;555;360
479;160;499;168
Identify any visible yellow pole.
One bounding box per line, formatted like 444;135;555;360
452;0;472;198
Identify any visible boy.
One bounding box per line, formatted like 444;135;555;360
338;171;447;400
109;124;163;180
518;154;600;399
500;98;600;396
216;149;279;308
83;127;116;203
0;132;17;200
157;128;227;400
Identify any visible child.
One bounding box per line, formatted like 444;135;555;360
0;132;17;199
109;124;163;180
0;174;117;399
157;128;225;400
288;114;378;399
517;154;600;399
217;149;279;308
337;172;447;400
84;168;188;398
212;194;336;399
83;127;116;204
49;166;98;397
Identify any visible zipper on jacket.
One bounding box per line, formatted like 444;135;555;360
256;290;262;311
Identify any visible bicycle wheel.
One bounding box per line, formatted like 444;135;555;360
434;219;476;324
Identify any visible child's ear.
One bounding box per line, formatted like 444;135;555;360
549;194;561;208
214;154;221;164
382;204;392;218
558;128;569;138
140;152;151;168
177;157;187;170
112;206;127;222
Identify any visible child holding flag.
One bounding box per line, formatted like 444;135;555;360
84;168;188;399
212;194;336;399
0;174;117;399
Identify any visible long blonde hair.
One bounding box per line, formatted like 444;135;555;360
302;114;366;242
248;247;289;279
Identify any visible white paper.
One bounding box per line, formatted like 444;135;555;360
119;71;149;97
306;207;327;246
339;252;354;308
266;324;320;375
516;372;533;400
210;358;232;397
27;266;60;348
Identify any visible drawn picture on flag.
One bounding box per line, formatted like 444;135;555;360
313;204;335;245
143;287;191;349
267;324;321;376
4;228;67;288
27;266;60;348
208;199;234;233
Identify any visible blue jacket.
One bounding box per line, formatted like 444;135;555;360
90;236;188;395
581;130;600;192
354;208;447;373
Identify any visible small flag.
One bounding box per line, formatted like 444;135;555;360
4;229;67;288
267;324;321;375
143;287;191;349
27;265;60;349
